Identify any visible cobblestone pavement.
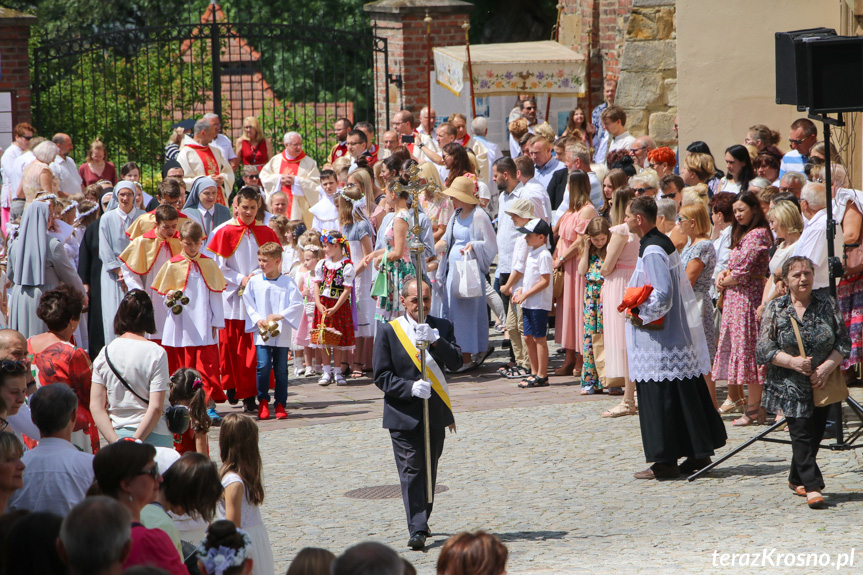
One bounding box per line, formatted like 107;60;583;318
211;338;863;575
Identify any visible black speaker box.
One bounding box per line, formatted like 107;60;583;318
775;27;837;109
806;36;863;113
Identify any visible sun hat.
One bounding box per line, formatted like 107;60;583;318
505;198;534;220
442;176;478;205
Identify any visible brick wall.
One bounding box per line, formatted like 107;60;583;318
0;12;36;127
560;0;632;112
366;0;473;136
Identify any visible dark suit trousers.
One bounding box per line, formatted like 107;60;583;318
787;406;830;491
390;425;445;536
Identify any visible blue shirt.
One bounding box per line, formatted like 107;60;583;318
591;102;608;150
533;157;566;191
779;149;807;178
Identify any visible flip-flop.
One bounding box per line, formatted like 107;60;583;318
475;347;495;367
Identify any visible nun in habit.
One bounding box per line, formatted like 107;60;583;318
99;181;145;344
7;200;86;338
77;188;110;360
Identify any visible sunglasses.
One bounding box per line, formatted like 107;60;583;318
788;137;809;145
0;417;7;432
633;187;654;195
21;135;33;141
246;174;260;180
0;360;25;372
134;463;161;479
677;216;690;224
661;192;677;199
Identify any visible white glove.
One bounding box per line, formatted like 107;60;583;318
411;379;432;399
415;323;439;344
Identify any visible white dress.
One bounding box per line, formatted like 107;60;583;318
218;472;274;575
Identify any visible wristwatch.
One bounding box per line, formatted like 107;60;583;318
417;142;424;149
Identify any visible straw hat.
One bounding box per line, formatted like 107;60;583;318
443;176;478;205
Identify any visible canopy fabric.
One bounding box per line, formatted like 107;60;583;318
433;40;587;98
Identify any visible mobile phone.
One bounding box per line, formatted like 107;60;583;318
400;134;415;144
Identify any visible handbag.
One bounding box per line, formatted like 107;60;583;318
788;315;848;407
591;332;607;385
552;268;565;299
371;248;389;298
453;250;483;298
105;347;190;435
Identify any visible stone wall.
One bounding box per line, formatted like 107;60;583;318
559;0;633;113
615;0;677;145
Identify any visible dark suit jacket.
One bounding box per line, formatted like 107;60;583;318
547;167;569;211
373;315;463;431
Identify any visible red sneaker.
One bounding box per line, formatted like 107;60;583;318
275;404;288;420
258;402;270;421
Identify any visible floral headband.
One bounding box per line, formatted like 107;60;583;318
303;244;321;252
75;204;99;220
61;201;79;215
321;233;347;245
339;185;362;204
197;529;252;575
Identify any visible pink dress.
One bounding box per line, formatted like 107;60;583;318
293;266;313;347
600;223;639;379
554;209;590;350
711;227;771;386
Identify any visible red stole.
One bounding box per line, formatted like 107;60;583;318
367;143;379;166
207;218;280;259
278;151;307;217
186;143;226;205
458;134;471;147
329;142;347;164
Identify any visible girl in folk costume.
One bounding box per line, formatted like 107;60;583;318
292;234;323;378
99;181;146;343
339;183;375;378
206;188;279;412
169;367;212;456
312;231;356;386
119;205;183;344
151;220;227;416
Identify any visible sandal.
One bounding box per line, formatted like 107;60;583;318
498;364;516;377
602;399;637;418
718;397;746;414
608;387;624;396
580;385;597;395
508;366;531;379
733;407;766;426
518;375;538;388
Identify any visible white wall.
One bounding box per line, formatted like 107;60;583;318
677;0;844;162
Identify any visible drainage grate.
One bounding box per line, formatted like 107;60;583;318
345;484;449;499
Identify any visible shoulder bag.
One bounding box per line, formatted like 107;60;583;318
788;314;848;407
105;346;190;435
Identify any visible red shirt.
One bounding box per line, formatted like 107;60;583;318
240;139;269;168
124;523;187;575
78;161;117;186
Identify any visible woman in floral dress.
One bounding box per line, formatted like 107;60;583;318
368;180;416;322
578;217;609;394
712;191;772;425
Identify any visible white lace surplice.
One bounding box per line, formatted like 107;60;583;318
625;245;712;383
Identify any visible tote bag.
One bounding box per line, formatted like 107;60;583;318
453;250;483;298
789;315;848;407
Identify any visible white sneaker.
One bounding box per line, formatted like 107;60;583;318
318;373;332;386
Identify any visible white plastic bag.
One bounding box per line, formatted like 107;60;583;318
454;250;482;298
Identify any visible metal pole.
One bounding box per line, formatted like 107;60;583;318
425;12;433;122
210;0;222;119
462;21;476;118
545;3;564;122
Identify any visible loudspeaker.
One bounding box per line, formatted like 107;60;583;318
775;27;836;109
806;36;863;113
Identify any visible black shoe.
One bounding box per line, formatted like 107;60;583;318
407;531;427;550
242;398;258;414
226;388;238;405
679;457;712;475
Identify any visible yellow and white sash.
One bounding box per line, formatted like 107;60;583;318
390;316;454;422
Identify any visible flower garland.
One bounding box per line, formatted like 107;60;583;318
196;529;252;575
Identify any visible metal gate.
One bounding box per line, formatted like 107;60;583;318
31;5;389;187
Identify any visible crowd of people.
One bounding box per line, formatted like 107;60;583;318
0;73;860;570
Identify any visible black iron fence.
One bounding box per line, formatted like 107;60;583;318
31;11;389;191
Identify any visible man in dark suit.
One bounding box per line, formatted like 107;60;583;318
373;278;463;550
183;175;232;248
